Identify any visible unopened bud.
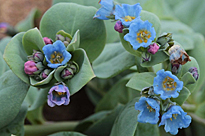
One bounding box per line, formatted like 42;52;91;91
147;43;159;54
33;62;44;74
141;52;151;63
188;67;199;81
114;21;124;33
24;61;38;75
56;34;65;41
40;69;52;79
43;37;53;45
171;63;181;74
61;68;74;80
32;50;44;62
156;33;173;47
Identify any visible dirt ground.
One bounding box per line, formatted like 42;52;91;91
0;0;51;38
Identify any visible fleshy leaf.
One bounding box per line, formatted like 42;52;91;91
24;86;49;111
93;42;136;79
95;74;140;112
67;30;80;52
0;103;28;136
140;50;169;67
110;97;160;136
0;70;29;129
171;87;190;105
65;48;95;95
22;28;45;55
126;72;156;91
40;3;106;62
3;32;30;84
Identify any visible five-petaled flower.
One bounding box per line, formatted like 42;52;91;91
42;40;72;69
153;69;183;100
114;3;142;27
135;97;160;124
47;84;70;107
93;0;114;20
124;19;156;50
159;105;191;135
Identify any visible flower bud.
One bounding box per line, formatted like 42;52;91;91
141;52;151;63
0;23;8;33
171;63;181;74
68;61;79;73
61;68;74;80
33;62;44;74
33;50;44;62
156;33;173;47
56;34;65;41
43;37;53;45
188;67;199;81
114;21;124;33
40;69;52;79
24;61;38;75
147;43;159;54
169;45;191;65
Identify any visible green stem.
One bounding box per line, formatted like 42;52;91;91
27;106;45;125
181;103;197;112
24;121;79;136
188;112;205;126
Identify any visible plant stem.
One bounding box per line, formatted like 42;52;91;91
188;113;205;126
181;103;197;112
24;121;79;136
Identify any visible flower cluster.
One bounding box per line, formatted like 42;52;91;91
135;69;192;135
94;0;160;63
24;33;79;107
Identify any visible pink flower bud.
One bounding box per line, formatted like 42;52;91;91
114;21;124;33
24;61;38;75
43;37;53;45
148;43;159;54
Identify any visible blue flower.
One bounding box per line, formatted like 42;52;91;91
135;97;160;124
159;105;191;135
42;40;72;69
153;69;183;100
124;19;156;50
47;84;70;107
93;0;114;20
114;3;142;27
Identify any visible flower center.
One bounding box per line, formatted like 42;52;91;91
162;76;177;91
170;114;178;121
136;30;151;43
146;103;155;112
52;90;67;101
124;16;136;22
50;51;64;64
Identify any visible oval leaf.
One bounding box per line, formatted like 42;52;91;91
40;3;106;62
3;32;30;84
22;28;45;55
0;70;29;129
93;42;136;79
65;48;95;95
126;72;156;91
